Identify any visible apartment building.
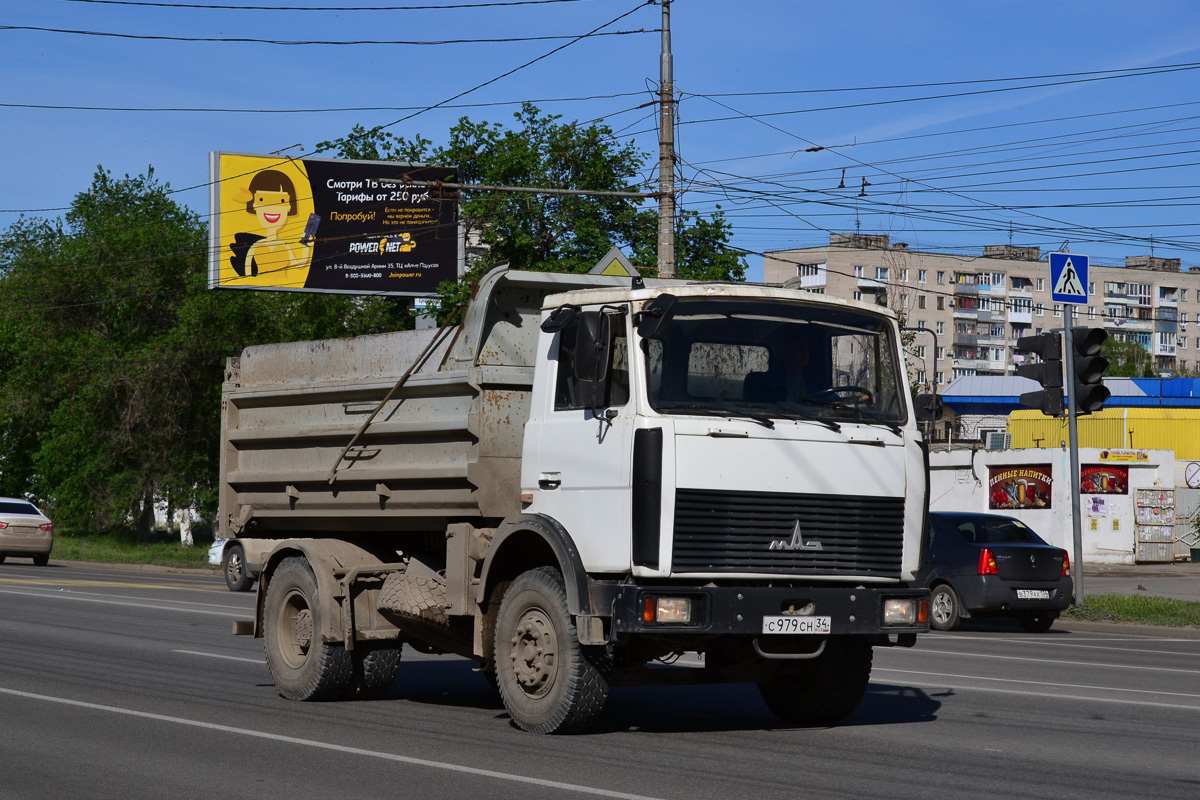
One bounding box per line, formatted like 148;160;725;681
764;233;1197;389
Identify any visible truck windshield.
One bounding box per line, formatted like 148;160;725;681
643;298;908;426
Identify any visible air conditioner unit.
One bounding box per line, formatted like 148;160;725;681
984;432;1012;451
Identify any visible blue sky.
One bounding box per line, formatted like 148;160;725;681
4;0;1200;281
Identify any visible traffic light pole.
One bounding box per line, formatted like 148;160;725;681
1063;305;1085;605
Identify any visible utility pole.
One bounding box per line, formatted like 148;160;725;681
1063;305;1086;604
657;0;676;278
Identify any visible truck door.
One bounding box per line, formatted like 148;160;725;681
526;311;634;572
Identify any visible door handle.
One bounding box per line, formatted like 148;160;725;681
538;472;562;490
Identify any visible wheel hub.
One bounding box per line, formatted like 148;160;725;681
509;609;557;696
931;592;952;624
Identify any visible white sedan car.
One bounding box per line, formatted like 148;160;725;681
0;497;54;566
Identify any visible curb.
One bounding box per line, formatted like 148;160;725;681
1054;619;1200;640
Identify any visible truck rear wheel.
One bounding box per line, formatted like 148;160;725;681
757;637;873;726
350;643;402;700
263;556;353;701
493;567;609;734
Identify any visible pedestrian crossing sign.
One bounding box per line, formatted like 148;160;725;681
1050;252;1088;305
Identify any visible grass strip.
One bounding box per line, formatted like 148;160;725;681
1062;593;1200;629
53;534;215;570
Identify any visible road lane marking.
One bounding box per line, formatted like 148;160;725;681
0;576;224;592
875;667;1200;709
0;686;663;800
0;587;245;617
893;647;1200;676
920;636;1200;658
174;650;262;664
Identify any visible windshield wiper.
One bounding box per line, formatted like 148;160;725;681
804;399;903;436
661;403;775;429
767;403;842;432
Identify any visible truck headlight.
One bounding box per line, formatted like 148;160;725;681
643;596;692;624
883;598;917;625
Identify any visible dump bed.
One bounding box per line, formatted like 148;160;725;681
218;267;665;539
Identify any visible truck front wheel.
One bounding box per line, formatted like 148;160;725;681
263;556;353;701
757;637;873;725
493;567;609;734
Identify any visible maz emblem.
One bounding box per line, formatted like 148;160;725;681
769;520;823;551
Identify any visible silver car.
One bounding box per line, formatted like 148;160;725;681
0;497;54;565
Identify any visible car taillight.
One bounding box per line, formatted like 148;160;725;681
977;547;998;576
1062;551;1070;577
0;522;7;529
40;522;53;532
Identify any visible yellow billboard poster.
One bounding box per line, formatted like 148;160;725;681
209;152;459;295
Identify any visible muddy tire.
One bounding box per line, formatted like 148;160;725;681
378;572;450;628
757;637;874;726
263;556;353;701
222;542;253;592
351;643;402;700
493;567;609;734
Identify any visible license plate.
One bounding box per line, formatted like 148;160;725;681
762;615;831;634
1017;589;1050;600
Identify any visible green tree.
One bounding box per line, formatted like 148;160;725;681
0;168;410;534
318;104;745;317
1101;337;1158;378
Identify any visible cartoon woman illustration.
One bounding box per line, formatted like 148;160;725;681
228;170;312;278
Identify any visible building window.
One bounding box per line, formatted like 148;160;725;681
937;271;945;285
1053;304;1062;317
1036;303;1044;316
918;295;926;309
1183;289;1189;302
992;272;1005;286
901;295;909;308
1182;312;1189;323
918;319;926;329
936;346;944;360
853;291;862;301
1181;337;1188;350
1089;282;1096;295
916;345;927;359
899;268;909;282
936;321;944;334
1037;278;1045;291
876;267;889;281
937;296;945;310
854;265;864;278
919;269;927;283
1088;307;1096;319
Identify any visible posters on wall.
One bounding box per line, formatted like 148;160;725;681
988;465;1053;510
1080;465;1129;495
208;152;459;296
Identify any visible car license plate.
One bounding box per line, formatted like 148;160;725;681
762;615;831;634
1017;589;1051;600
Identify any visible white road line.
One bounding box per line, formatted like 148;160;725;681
0;686;662;800
174;650;262;664
921;635;1200;657
0;587;245;617
0;583;246;611
894;647;1200;675
874;667;1200;706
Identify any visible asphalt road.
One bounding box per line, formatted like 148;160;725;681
2;561;1199;800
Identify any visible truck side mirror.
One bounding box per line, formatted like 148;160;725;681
574;311;612;385
540;304;578;333
636;294;677;339
914;392;944;422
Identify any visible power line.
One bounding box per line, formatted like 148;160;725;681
59;0;584;10
0;23;650;47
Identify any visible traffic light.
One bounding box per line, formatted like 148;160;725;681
1071;327;1110;413
1015;332;1064;416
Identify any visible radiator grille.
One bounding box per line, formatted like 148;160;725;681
671;488;905;577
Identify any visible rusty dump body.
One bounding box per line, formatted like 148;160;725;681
218;267;667;543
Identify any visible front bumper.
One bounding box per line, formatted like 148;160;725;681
610;584;929;639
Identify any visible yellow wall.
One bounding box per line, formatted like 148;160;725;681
1008;408;1200;459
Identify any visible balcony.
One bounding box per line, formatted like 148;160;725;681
1010;309;1033;325
1106;316;1154;332
856;276;886;290
953;282;979;296
953;333;980;347
1155;342;1177;357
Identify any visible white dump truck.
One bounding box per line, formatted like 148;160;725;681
222;266;931;733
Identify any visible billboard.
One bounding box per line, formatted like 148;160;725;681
209;152;459;296
1081;465;1129;495
988;464;1053;510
